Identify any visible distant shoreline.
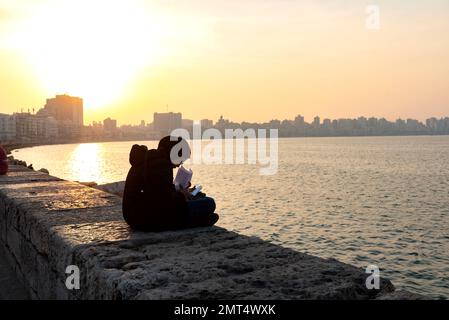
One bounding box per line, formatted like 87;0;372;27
2;137;159;154
4;133;449;154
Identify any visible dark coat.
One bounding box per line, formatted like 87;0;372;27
0;146;7;175
122;144;188;231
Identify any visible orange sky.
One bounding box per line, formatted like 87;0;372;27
0;0;448;125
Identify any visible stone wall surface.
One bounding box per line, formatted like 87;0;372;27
0;165;423;300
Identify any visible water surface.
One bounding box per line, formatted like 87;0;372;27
15;136;449;299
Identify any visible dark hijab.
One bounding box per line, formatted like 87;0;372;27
157;136;191;166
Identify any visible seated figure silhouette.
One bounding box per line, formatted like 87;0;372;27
0;146;8;175
123;136;219;232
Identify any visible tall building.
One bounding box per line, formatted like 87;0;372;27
153;112;182;135
182;119;194;130
323;119;332;127
294;115;305;126
37;94;83;137
0;113;16;141
36;116;59;139
200;119;213;129
269;119;281;128
14;112;38;140
426;118;438;131
103;118;117;132
40;94;83;126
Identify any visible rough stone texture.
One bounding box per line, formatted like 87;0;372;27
0;165;421;300
0;245;29;299
375;290;427;300
94;181;125;197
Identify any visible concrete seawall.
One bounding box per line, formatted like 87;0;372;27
0;164;421;300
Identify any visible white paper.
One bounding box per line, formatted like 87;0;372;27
174;166;193;189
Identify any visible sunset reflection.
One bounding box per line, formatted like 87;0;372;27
68;143;102;183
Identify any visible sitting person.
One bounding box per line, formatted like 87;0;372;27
0;146;8;175
122;136;219;232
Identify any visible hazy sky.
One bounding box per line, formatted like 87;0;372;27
0;0;448;125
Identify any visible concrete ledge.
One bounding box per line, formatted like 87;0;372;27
0;165;420;300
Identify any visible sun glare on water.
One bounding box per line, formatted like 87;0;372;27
69;143;102;183
10;0;172;109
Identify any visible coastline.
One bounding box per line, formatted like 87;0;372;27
2;137;160;155
4;133;449;154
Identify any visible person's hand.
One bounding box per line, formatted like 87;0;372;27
179;186;192;200
186;182;195;194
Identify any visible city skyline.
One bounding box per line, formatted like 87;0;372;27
3;93;449;128
1;1;449;124
3;93;449;129
1;93;449;144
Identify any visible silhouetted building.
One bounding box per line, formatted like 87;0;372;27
270;120;281;128
201;119;214;129
211;114;449;138
103;118;117;132
153;112;182;136
37;94;83;138
182;119;194;130
36;116;58;139
426;118;438;131
0;113;16;141
294;115;305;127
14;112;38;140
323;119;332;127
41;94;83;126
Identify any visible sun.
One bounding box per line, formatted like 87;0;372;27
11;0;168;110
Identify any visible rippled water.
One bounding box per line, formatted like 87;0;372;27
15;136;449;299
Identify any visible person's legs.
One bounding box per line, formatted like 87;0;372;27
185;197;218;227
187;197;216;215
